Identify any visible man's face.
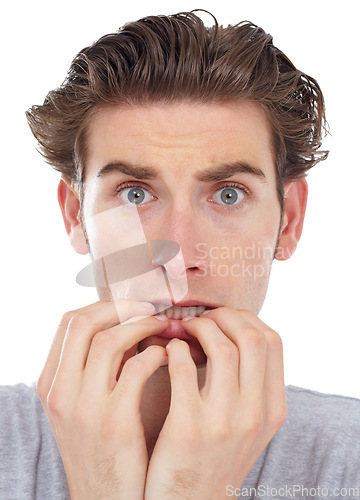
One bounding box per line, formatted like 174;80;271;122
79;101;283;364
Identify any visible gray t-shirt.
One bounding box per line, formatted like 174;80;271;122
0;383;359;499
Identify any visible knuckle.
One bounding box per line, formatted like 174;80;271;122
269;397;288;430
266;330;283;351
92;329;117;351
243;327;266;349
216;342;239;364
122;355;145;374
236;308;253;317
59;309;75;328
68;312;91;330
36;374;48;402
208;419;233;442
46;388;64;418
243;407;264;435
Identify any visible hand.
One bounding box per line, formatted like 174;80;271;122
36;299;169;500
144;307;287;500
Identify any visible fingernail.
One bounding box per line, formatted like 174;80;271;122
154;314;168;321
182;315;195;322
166;338;180;348
201;309;211;316
140;301;155;310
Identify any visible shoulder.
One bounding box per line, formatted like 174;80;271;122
0;382;42;422
0;381;39;402
285;385;360;432
243;386;360;495
286;384;360;411
0;382;45;452
281;386;360;481
0;383;69;498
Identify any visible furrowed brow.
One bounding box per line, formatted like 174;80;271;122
194;162;267;183
96;162;158;180
96;160;267;183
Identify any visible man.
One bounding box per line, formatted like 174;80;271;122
1;10;359;500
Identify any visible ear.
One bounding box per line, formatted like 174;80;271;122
275;178;308;261
57;176;89;255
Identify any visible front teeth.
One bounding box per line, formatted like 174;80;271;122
167;305;206;319
153;304;207;318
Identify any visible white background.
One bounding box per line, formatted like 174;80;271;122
0;0;359;397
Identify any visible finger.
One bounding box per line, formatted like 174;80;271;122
80;315;169;396
198;308;267;397
238;311;286;398
165;339;201;410
262;328;287;431
240;312;285;396
110;345;168;415
38;299;156;401
227;310;286;417
37;299;110;400
180;317;240;401
199;307;252;344
57;300;156;376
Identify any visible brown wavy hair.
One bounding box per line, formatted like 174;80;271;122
26;10;328;213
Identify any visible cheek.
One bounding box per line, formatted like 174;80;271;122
82;204;190;303
200;209;279;284
202;237;275;283
84;204;148;258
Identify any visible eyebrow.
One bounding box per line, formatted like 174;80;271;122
97;162;158;179
96;160;267;183
195;161;267;183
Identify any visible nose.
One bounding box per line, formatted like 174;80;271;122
150;208;208;275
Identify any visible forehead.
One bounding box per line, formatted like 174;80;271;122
84;101;276;184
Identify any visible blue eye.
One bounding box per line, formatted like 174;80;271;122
115;182;248;208
117;185;153;205
212;186;246;206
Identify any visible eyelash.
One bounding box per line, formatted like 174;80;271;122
115;181;251;210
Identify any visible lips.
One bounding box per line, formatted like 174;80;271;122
156;319;193;339
150;300;220;339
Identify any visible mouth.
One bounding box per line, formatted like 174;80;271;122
148;302;218;340
151;302;217;319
